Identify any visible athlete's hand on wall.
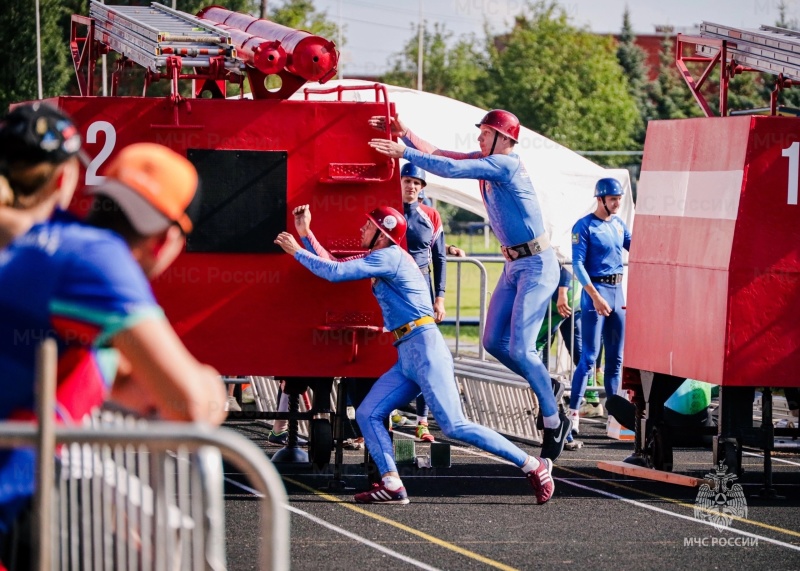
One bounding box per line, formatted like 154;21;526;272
368;115;407;138
293;204;311;237
275;232;301;255
369;138;404;158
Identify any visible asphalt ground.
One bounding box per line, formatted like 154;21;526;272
222;416;800;571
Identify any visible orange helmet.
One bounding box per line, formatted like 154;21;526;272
475;109;520;143
366;206;406;246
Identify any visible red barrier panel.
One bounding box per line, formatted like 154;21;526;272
626;116;800;387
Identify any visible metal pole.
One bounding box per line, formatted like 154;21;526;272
337;0;343;80
35;0;43;99
34;339;58;571
101;0;107;97
416;0;423;91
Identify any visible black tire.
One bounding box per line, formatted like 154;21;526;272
651;424;673;472
308;418;333;470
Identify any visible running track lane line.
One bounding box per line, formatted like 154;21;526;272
225;477;441;571
282;476;521;571
445;443;800;544
556;464;800;542
557;476;800;552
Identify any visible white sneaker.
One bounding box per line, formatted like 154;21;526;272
226;395;242;412
580;402;605;418
241;386;255;404
569;409;580;436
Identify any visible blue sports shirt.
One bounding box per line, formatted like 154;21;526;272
403;201;446;298
0;210;163;533
298;232;434;341
401;131;546;248
571;213;632;287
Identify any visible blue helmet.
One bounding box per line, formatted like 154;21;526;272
400;163;427;186
594;178;624;197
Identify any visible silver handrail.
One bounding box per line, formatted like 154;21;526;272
0;422;290;571
448;256;488;360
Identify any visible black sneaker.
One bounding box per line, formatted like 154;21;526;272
541;412;572;461
536;378;566;430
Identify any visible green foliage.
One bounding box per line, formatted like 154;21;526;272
650;34;703;120
0;0;72;111
616;8;653;146
483;2;639;166
382;23;488;107
269;0;339;39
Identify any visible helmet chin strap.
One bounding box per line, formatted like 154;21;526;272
368;229;382;250
489;130;499;155
602;197;612;217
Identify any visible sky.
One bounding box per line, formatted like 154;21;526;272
311;0;798;77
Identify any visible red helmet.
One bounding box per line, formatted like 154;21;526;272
366;206;407;246
475;109;520;143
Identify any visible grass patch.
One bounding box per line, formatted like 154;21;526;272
447;232;502;254
443;259;504;317
438;324;482;343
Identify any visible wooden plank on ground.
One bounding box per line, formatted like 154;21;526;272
597;460;711;488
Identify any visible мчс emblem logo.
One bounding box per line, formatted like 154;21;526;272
693;461;748;530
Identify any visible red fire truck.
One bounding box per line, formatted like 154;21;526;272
622;22;800;491
45;2;405;471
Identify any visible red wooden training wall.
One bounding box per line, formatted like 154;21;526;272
626;116;800;387
53;95;401;378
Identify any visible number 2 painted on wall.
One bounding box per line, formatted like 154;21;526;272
85;121;117;185
782;142;799;205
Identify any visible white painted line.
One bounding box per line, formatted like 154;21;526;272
557;477;800;552
435;442;800;549
224;477;442;571
743;451;800;467
285;505;442;571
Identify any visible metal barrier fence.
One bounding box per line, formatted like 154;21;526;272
454;358;541;444
446;256;614;442
0;340;290;571
447;255;586;381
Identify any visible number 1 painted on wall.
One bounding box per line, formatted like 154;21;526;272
782;142;799;205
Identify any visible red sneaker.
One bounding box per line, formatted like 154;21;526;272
354;483;410;504
526;457;554;504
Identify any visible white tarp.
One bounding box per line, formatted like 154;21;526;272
291;79;635;260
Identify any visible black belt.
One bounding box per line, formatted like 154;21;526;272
591;274;623;285
500;234;550;262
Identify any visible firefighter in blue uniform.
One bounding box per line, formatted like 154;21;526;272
275;205;556;505
399;163;445;442
368;110;571;460
567;178;631;435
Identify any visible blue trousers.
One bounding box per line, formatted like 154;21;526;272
569;283;626;409
356;327;530;475
483;251;560;417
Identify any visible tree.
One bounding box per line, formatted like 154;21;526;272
0;0;72;112
269;0;339;39
616;8;653;146
650;33;703;120
382;23;488;107
483;2;640;166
